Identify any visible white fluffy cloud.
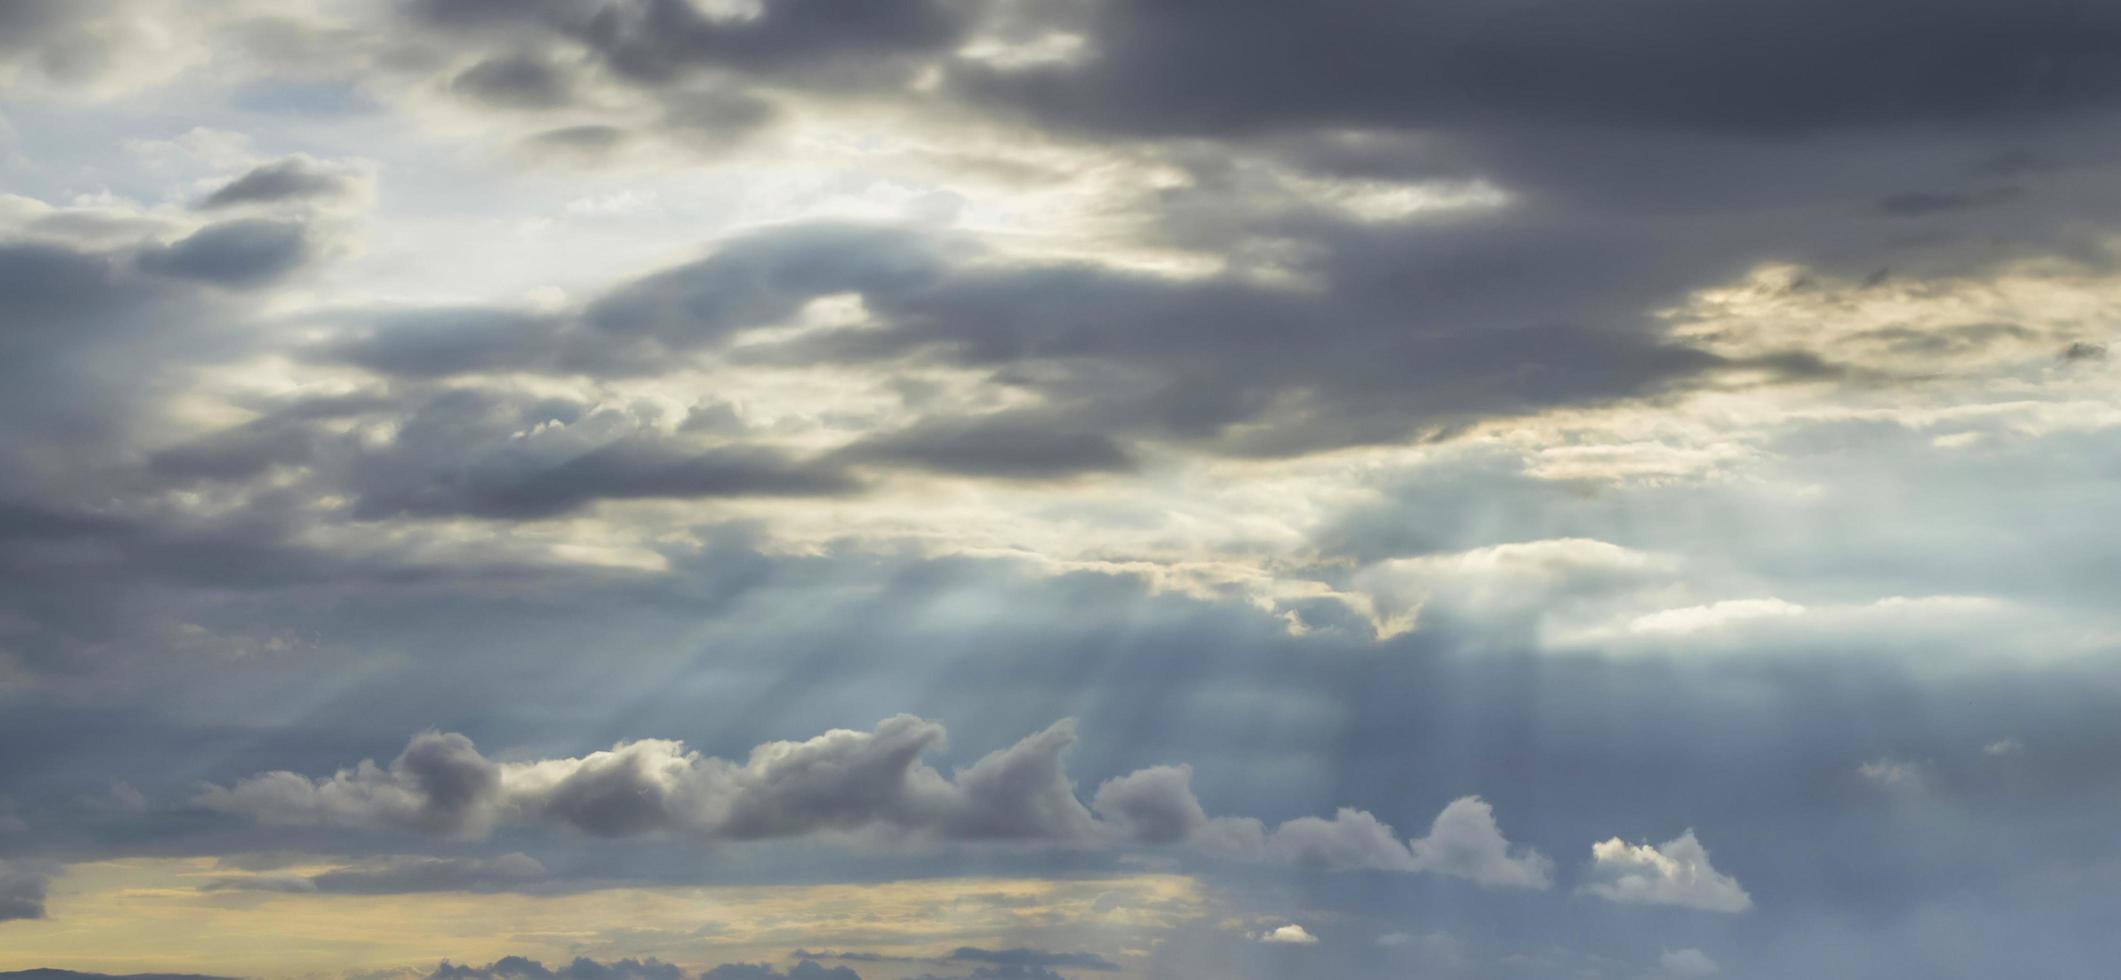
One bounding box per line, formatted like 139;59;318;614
1255;924;1319;945
1582;830;1752;913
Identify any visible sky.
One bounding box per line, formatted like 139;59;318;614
2;1;2120;978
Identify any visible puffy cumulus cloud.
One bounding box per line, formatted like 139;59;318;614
1403;796;1555;889
0;857;56;921
197;730;505;837
1254;924;1318;945
430;956;686;980
1583;830;1753;913
1090;764;1258;851
199;716;1563;889
1261;807;1419;873
1090;764;1551;883
1253;796;1551;887
198;716;1095;845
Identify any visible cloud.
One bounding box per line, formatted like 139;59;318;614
197;716;1098;845
1404;796;1554;888
205;853;551;895
197;157;360;210
197;715;1565;891
1982;738;2024;758
1255;924;1318;945
406;0;966;85
1876;186;2023;217
946;948;1118;972
149;384;863;520
0;858;55;921
1262;807;1419;872
430;957;685;980
831;412;1137;480
1583;830;1753;913
1659;948;1721;977
2062;341;2109;363
958;0;2121;137
136;219;311;288
697;964;860;980
294;216;1723;469
0;0;220;99
1091;765;1211;845
450;51;576;111
1242;795;1552;886
1857;757;1928;789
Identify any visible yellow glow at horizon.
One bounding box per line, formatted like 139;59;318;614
0;859;1205;979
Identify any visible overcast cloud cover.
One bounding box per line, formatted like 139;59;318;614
3;1;2120;978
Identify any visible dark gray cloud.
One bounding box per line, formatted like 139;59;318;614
1877;186;2024;217
958;0;2121;137
302;219;1731;470
315;308;580;378
349;436;858;520
450;51;575;110
0;231;255;463
141;384;860;520
197;158;358;210
0;858;55;921
830;413;1136;480
1089;765;1207;846
136;220;311;288
336;389;844;518
2062;340;2109;362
